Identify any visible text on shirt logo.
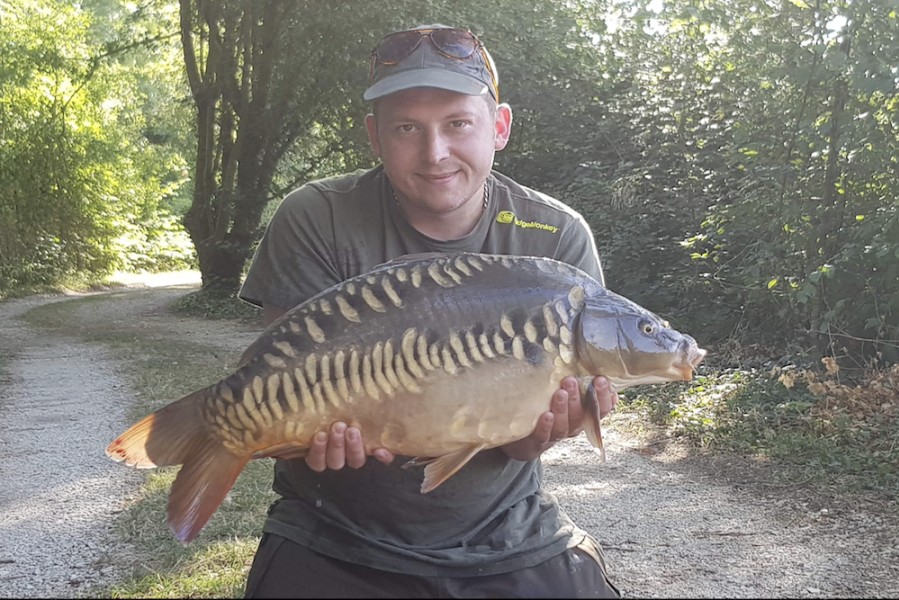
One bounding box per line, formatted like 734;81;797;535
495;211;560;234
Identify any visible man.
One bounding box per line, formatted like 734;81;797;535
239;24;621;598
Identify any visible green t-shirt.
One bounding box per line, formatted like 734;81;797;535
239;165;606;577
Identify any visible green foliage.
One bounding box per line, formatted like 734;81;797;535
635;0;899;365
3;0;897;367
616;366;899;492
0;0;194;295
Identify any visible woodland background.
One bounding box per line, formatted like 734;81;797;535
2;0;897;371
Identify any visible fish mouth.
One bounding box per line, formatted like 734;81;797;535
676;345;708;381
677;365;695;381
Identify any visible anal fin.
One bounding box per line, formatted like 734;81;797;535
420;443;487;493
252;441;309;460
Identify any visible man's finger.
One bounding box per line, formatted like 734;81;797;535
594;376;618;418
373;448;396;464
306;431;328;472
533;411;555;444
325;422;347;470
344;426;366;469
549;387;570;440
562;376;586;433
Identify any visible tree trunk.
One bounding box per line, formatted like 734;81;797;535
178;0;288;296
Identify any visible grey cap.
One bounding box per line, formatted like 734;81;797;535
364;24;498;102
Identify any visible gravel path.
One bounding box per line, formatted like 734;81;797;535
1;277;897;598
0;295;142;598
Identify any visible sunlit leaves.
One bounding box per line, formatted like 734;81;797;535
0;0;193;292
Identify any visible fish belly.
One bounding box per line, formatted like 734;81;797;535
343;359;565;458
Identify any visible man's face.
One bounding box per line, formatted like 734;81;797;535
365;88;511;216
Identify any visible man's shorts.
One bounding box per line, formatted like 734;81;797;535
244;532;621;598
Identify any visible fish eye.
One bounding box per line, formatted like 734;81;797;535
639;320;655;334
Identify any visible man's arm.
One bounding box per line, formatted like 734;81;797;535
263;304;288;325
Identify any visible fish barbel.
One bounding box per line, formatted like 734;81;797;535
106;253;706;543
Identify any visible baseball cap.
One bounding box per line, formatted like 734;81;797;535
364;24;499;102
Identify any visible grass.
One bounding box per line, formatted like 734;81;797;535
93;459;274;599
172;287;262;323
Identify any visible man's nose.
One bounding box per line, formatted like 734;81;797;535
423;131;450;164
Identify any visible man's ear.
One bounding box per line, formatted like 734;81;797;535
494;103;513;151
365;113;381;157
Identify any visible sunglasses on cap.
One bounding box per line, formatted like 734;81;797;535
369;27;499;101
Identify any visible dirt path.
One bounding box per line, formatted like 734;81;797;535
0;279;897;598
0;294;143;597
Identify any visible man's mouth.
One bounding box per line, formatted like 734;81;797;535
419;172;457;183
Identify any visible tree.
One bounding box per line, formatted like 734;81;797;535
173;0;897;366
177;0;393;293
0;0;193;293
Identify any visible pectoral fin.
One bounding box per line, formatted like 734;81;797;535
580;380;606;462
420;443;487;493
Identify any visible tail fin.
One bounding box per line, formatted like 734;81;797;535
106;387;217;468
167;439;248;544
106;387;248;544
579;380;606;462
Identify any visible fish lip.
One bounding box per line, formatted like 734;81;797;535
690;347;707;367
676;346;707;381
678;365;695;381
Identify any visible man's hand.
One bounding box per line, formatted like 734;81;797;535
305;421;395;472
501;376;618;461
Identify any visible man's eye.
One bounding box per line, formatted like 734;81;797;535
397;124;415;133
451;120;469;128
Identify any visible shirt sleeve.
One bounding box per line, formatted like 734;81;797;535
554;213;606;286
238;184;342;310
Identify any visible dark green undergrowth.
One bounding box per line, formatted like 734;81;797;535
173;287;261;323
613;367;899;494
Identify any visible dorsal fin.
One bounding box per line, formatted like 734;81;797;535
377;252;455;267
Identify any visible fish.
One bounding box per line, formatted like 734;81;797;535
106;252;706;543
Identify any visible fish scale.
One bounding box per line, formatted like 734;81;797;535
106;252;706;544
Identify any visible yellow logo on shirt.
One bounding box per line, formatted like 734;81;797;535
496;211;559;234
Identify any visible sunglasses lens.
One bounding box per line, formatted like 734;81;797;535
377;31;424;62
431;28;478;58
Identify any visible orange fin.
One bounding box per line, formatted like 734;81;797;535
580;380;606;462
106;385;250;543
106;412;160;468
400;456;438;469
168;443;248;544
106;386;214;468
420;443;487;493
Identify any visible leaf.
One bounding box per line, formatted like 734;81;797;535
779;372;796;389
